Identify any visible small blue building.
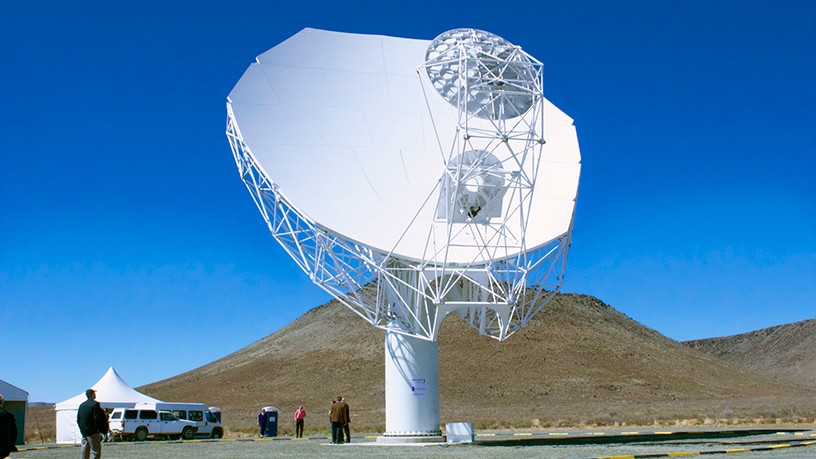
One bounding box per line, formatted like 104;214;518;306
0;379;28;446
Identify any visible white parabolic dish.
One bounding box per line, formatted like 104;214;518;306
227;28;580;265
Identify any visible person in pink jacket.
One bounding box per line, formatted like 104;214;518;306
293;406;306;438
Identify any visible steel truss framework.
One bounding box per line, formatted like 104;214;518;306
226;29;575;342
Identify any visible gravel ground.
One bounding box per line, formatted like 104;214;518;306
11;430;816;459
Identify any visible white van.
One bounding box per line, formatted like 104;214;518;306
133;402;223;439
108;407;198;441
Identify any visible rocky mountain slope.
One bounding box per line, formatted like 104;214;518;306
684;318;816;384
137;293;816;435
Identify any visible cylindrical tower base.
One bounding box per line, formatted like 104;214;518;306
379;329;443;441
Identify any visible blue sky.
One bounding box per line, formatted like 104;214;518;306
1;1;814;403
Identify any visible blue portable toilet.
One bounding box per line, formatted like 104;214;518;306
262;406;278;437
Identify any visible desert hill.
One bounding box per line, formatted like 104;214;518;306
684;318;816;384
137;293;816;435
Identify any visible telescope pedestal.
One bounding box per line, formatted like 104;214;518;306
377;329;444;443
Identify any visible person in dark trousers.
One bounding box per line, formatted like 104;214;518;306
340;397;350;443
258;408;266;437
76;389;108;459
0;395;19;459
329;397;344;444
293;406;306;438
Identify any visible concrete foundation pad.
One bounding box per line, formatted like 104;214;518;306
375;435;446;444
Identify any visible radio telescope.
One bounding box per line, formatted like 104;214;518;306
226;28;581;441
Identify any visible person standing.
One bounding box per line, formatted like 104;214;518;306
340;397;350;443
0;395;19;459
329;397;344;444
293;406;306;438
257;408;267;438
76;389;108;459
328;400;334;442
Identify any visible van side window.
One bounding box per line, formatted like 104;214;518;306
160;412;175;421
189;411;204;422
173;410;188;420
110;411;122;420
140;410;158;420
124;410;138;420
206;411;217;423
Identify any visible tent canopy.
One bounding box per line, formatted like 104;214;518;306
56;367;162;444
56;367;160;410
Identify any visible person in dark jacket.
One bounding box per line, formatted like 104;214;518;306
0;395;18;459
258;408;267;437
329;397;344;444
340;397;350;443
76;389;108;459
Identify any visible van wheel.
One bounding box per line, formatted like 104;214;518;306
211;429;223;439
134;427;148;442
181;426;195;440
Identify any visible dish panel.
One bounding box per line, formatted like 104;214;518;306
228;28;580;262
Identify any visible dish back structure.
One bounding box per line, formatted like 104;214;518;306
226;28;581;438
226;28;580;341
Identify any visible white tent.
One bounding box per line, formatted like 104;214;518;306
55;367;162;444
0;378;28;445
